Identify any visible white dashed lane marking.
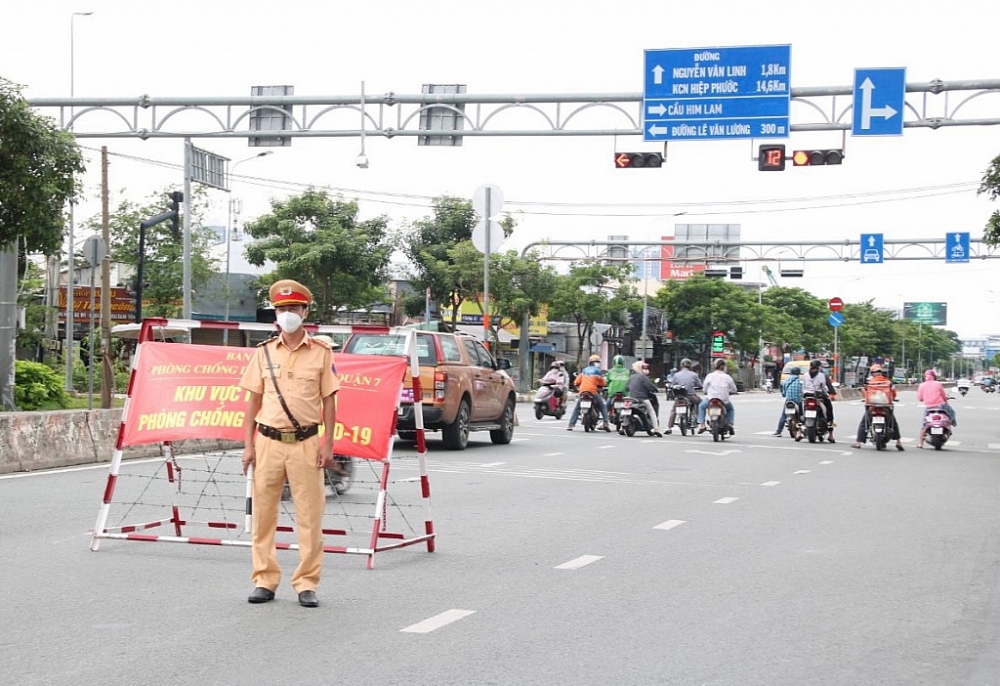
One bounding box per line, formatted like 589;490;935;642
400;609;476;634
990;443;1000;450
819;460;834;465
542;452;564;457
653;520;686;530
555;555;604;570
761;481;781;486
794;470;812;474
481;462;505;467
714;497;739;504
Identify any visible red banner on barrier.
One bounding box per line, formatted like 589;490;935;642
121;342;407;461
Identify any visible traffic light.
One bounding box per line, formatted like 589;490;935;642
791;149;844;166
614;152;663;169
757;144;786;171
729;266;743;280
168;191;184;237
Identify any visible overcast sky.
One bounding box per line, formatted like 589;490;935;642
3;0;1000;339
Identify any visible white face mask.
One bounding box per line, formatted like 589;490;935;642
276;311;303;333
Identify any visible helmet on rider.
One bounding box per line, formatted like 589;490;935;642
680;358;693;369
789;366;801;375
670;368;678;374
588;354;601;363
809;359;822;371
551;360;562;369
869;363;885;375
612;355;625;367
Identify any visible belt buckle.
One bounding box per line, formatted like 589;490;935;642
280;432;297;444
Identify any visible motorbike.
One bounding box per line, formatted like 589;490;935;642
864;402;895;451
670;385;698;436
801;391;833;443
764;378;774;394
921;405;953;450
533;380;567;420
783;400;803;439
619;397;657;437
984;380;997;394
578;391;602;432
607;391;626;431
705;397;732;442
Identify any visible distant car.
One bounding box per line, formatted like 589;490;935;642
780;360;830;386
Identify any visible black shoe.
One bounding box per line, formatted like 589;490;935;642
248;587;275;604
298;590;319;608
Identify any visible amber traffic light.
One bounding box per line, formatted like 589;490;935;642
792;149;844;166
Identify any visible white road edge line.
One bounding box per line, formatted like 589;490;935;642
653;519;686;530
555;555;604;570
480;462;506;468
714;497;739;504
400;609;476;634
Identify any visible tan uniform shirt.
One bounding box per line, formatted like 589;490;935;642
240;335;339;429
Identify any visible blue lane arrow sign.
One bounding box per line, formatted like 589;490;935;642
946;232;970;263
828;312;844;328
852;68;906;136
860;233;884;264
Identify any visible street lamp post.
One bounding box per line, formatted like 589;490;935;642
223;151;272;344
65;10;93;391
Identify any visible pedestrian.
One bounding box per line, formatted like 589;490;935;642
239;279;341;608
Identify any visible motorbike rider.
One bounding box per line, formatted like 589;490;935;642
606;355;632;399
624;360;663;436
851;363;904;451
534;360;568;406
665;358;702;434
697;358;738;435
802;359;838;443
916;369;957;449
567;354;612;432
772;365;804;437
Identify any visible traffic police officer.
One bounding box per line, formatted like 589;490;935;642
240;279;339;608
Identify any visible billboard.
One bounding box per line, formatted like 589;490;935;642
903;302;947;325
58;286;136;324
659;237;706;281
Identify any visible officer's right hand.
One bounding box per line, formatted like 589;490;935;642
242;446;256;475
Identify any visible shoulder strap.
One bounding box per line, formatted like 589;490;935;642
261;342;305;434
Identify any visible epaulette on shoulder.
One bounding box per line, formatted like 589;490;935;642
312;338;332;350
257;335;278;348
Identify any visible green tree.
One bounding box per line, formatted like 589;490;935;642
978;152;1000;246
0;77;86;410
654;275;762;368
401;195;515;325
243;190;395;321
760;286;829;353
15;256;47;355
83;186;218;319
547;261;635;365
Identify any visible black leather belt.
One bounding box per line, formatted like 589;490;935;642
257;423;319;443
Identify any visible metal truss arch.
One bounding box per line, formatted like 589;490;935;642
65;105;133;132
479;102;558;132
156;105;229;133
396;103;473;132
302;104;381;132
559;102;640;131
947;88;1000;119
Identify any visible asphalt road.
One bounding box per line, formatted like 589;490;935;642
2;389;999;686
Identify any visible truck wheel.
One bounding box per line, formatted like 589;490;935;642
442;399;471;450
491;398;516;445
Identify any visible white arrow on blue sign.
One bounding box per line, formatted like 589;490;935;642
946;232;970;263
860;233;884;264
828;312;844;328
852;68;906;137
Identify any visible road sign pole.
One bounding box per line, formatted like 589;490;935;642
482;186;491;350
834;325;839;386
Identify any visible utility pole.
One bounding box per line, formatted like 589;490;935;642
100;146;112;408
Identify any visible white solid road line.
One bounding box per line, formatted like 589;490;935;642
542;452;564;457
555;555;604;570
714;497;739;504
653;519;686;530
761;481;781;486
400;609;476;634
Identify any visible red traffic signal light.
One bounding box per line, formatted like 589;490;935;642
757;144;786;171
614;152;664;169
791;149;844;166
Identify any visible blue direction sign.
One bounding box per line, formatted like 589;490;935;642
828;312;845;328
643;44;791;142
860;233;884;264
852;68;906;136
946;231;970;263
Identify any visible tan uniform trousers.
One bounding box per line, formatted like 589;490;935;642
251;433;325;593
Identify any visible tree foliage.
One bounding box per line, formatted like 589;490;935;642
83;186;218;318
243;190;395;321
654;275;762;368
760;286;830;353
978;152;1000;247
0;77;86;253
547;261;636;365
401;195;516;324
